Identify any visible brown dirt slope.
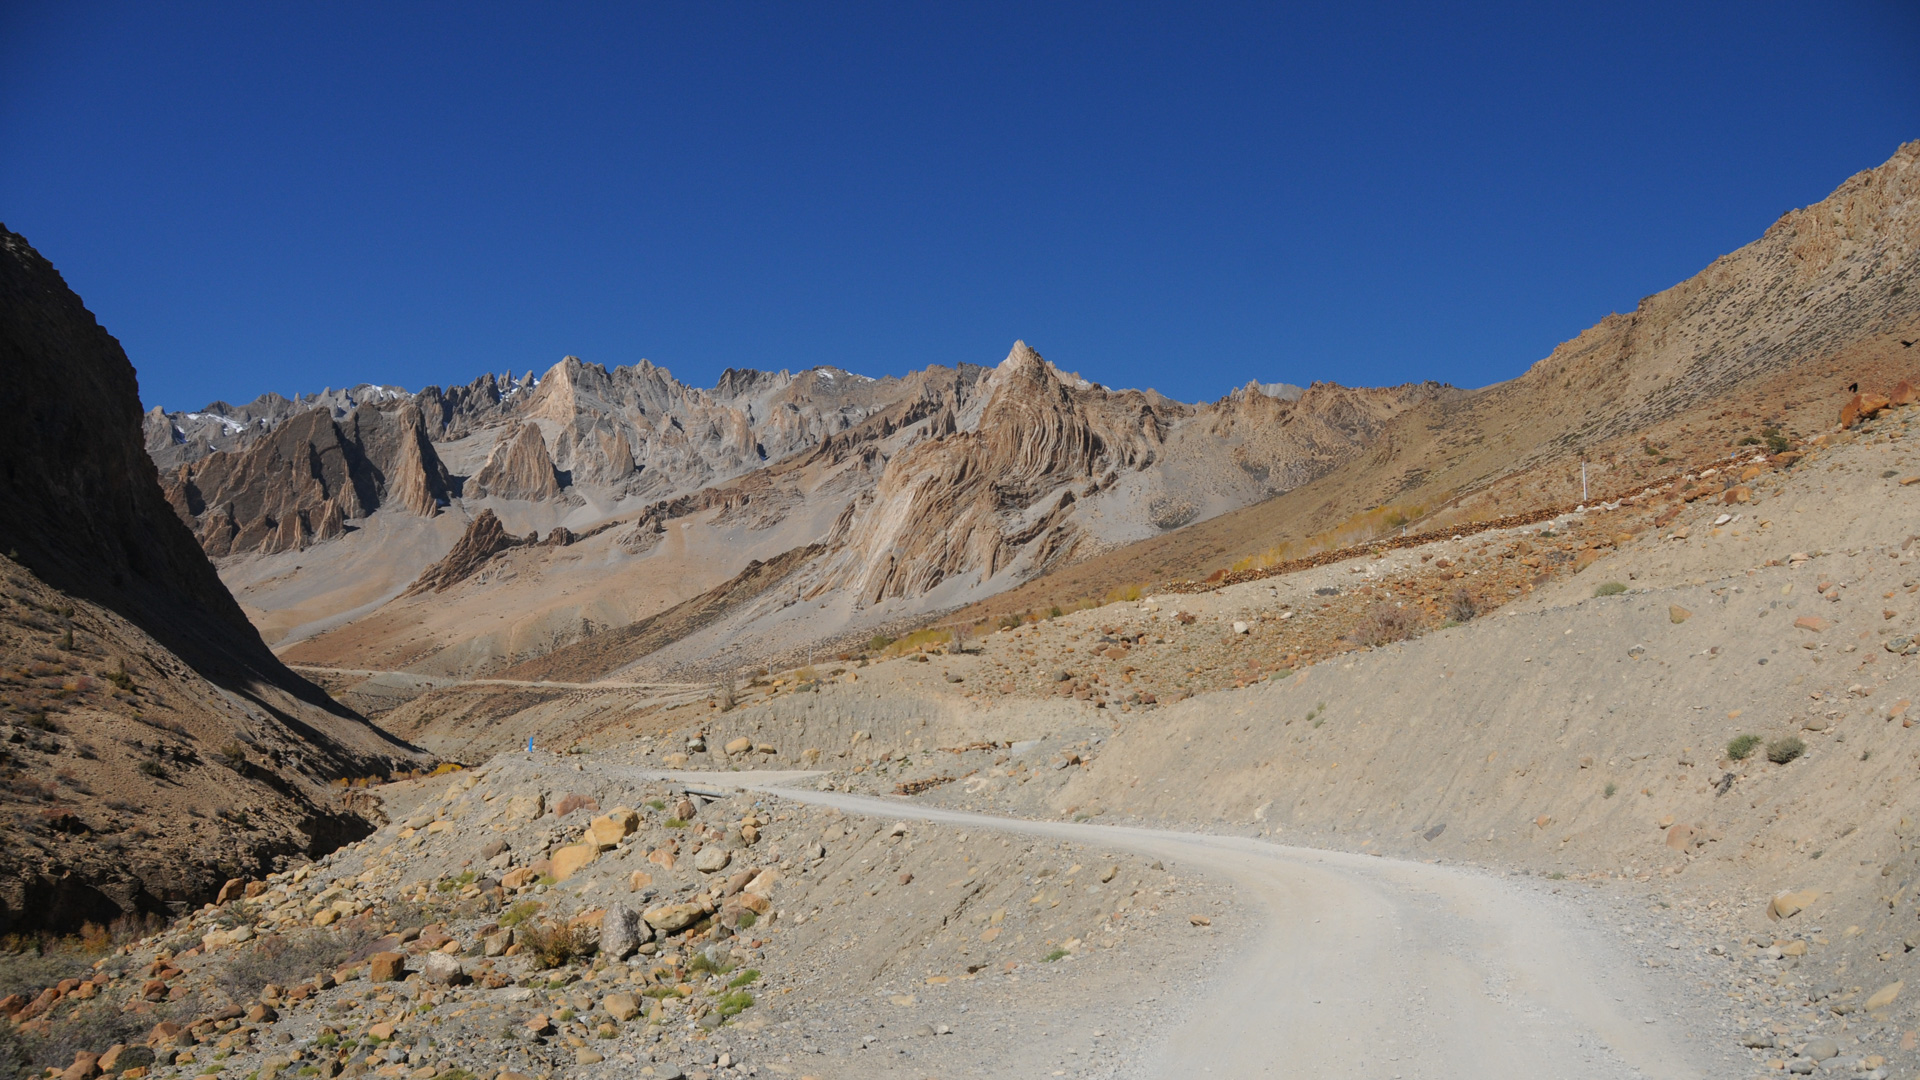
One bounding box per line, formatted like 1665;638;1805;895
958;141;1920;618
493;543;825;684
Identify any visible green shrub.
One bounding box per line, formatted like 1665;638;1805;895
1041;948;1068;962
1592;582;1627;597
865;635;894;652
726;969;759;988
1767;736;1806;765
499;901;542;927
715;989;754;1017
1603;782;1617;798
1726;734;1761;761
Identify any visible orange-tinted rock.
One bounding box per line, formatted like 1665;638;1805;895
1893;380;1917;407
368;952;406;982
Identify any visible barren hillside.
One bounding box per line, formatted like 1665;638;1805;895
0;227;425;933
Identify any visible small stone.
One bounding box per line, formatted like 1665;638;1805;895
1866;981;1904;1013
1189;914;1211;927
1793;615;1829;633
1231;621;1249;635
897;872;913;885
725;737;753;756
1804;1037;1839;1060
482;928;513;957
573;1049;603;1066
1767;890;1819;920
1668;605;1692;624
601;993;640;1021
694;847;731;873
1665;823;1695;851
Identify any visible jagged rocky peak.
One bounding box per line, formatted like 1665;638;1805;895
162;400;455;557
469;421;563;500
145;383;414;470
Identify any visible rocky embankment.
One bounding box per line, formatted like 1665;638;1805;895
2;755;1228;1080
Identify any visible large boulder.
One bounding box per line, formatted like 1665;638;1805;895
551;843;597;881
420;952;468;986
600;904;649;960
643;903;705;934
587;809;640;850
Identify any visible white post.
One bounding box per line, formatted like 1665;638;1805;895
1581;461;1588;502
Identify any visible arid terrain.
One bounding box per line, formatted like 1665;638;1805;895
4;143;1920;1080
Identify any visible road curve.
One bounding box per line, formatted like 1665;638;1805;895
630;769;1708;1080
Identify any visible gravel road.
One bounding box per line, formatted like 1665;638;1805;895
642;769;1713;1079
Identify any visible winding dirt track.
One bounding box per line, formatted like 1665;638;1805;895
636;770;1707;1080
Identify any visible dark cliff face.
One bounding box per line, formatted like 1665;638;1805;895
0;225;424;933
0;226;388;714
0;229;255;660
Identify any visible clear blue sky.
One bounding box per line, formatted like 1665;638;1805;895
4;3;1916;411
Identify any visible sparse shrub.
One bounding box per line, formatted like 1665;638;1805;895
1446;588;1477;623
499;901;542;928
1592;582;1627;597
217;742;248;768
1048;606;1063;619
1726;734;1761;761
736;910;756;929
866;634;894;653
1766;736;1806;765
715;989;754;1016
997;614;1024;631
664;818;688;828
727;969;759;988
1349;603;1418;647
714;672;737;712
136;759;166;779
215;925;381;1002
515;919;597;969
1041;948;1068;962
1603;782;1617;798
889;628;953;655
